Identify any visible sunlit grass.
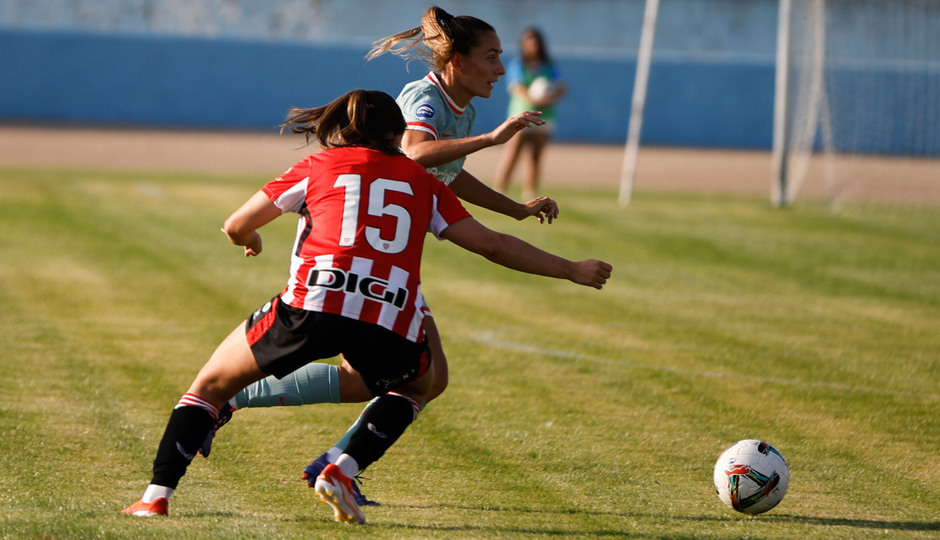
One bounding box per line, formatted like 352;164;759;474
1;166;938;539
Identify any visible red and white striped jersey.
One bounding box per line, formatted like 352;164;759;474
262;146;471;342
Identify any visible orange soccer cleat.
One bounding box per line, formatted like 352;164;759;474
122;497;169;517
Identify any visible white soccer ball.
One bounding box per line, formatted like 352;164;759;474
527;76;553;102
713;439;789;514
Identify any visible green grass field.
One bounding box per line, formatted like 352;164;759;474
1;166;938;539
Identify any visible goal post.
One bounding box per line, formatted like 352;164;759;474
771;0;793;207
619;0;660;206
773;0;940;207
622;0;939;208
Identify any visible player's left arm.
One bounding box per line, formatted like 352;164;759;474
449;169;559;224
221;190;282;256
440;216;611;289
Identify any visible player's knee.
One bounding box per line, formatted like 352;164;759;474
338;362;373;403
423;319;447;400
427;348;448;400
428;371;448;402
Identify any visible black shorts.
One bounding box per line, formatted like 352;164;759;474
245;296;431;396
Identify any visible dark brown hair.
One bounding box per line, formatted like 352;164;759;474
366;5;496;71
281;89;406;155
522;27;552;65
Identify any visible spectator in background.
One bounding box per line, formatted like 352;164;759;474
494;28;567;200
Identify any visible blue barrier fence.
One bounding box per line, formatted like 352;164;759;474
1;28;936;155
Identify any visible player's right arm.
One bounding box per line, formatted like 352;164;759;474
401;128;490;168
401;112;545;168
223;157;312;256
440;216;611;290
221;190;282;257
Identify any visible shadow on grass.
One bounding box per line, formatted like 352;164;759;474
373;503;940;535
182;503;939;536
768;513;940;532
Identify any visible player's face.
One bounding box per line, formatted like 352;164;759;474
454;30;505;100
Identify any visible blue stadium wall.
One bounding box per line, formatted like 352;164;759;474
0;0;936;154
0;28;777;149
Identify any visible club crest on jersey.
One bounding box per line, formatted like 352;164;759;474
307;268;408;310
415;104;435;119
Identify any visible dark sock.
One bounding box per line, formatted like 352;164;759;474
151;406;215;489
344;393;419;470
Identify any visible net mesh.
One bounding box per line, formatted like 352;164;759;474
780;0;940;205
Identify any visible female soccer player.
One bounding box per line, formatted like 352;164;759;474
494;27;567;199
121;89;611;524
208;6;567;503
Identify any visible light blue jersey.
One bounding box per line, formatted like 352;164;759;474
396;72;476;186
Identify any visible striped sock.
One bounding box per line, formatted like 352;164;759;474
175;392;220;422
150;395;218;488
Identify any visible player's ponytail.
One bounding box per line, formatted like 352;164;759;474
366;5;495;71
281;90;405;155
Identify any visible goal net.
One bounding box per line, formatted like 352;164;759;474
773;0;940;207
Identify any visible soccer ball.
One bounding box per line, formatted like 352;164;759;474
713;439;789;514
528;76;553;102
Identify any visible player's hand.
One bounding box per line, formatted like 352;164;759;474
491;111;544;145
523;196;559;224
243;232;263;257
571;259;613;290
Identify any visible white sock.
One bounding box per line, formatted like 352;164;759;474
334;454;360;480
142;484;174;503
325;446;343;463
